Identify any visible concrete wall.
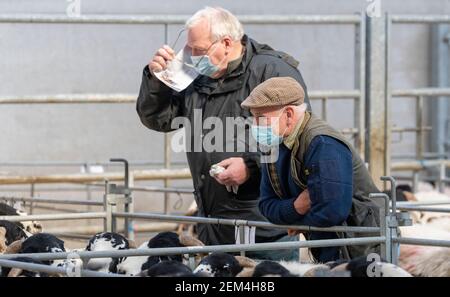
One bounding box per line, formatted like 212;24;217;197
0;0;448;178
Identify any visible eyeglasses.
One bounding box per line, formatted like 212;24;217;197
169;28;221;68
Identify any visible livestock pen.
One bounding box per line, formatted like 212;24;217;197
1;9;450;279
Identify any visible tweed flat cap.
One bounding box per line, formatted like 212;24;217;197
241;77;305;109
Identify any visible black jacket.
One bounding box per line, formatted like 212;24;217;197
137;35;310;245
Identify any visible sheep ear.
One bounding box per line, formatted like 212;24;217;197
403;191;418;202
7;268;23;277
179;233;204;247
4;239;24;254
0;227;7;253
234;256;257;268
127;239;137;249
236;267;255;277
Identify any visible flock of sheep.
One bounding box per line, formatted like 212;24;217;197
0;183;449;277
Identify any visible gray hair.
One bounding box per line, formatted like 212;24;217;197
185;6;244;42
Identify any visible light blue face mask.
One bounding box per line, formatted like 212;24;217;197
190;55;220;77
251;111;285;147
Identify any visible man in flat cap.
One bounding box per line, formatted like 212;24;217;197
241;77;382;262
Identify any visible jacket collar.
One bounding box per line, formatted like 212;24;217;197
286;111;312;151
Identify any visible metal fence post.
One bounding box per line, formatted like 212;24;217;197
365;12;389;190
103;180;115;233
126;173;135;240
238;225;246;257
355;11;366;159
369;192;390;262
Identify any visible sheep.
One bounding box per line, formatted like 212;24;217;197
193;252;244;277
85;232;133;273
117;231;205;276
326;256;411;277
399;225;450;276
202;252;411;277
0;220;29;247
0;202;42;234
0;227;7;253
251;261;296;277
18;233;66;267
141;260;196;277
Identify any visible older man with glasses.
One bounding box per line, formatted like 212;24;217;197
136;6;310;261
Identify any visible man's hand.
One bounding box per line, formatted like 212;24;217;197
294;189;311;215
287;229;301;236
213;157;250;187
149;45;175;73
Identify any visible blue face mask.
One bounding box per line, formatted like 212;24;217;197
251;125;283;147
190;55;220;77
251;111;285;147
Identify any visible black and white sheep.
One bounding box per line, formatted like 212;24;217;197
0;202;42;234
142;260;195;277
18;233;66;267
0;220;29;247
116;231;205;276
193;252;244;277
85;232;133;273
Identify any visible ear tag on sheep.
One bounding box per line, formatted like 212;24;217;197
235;226;256;245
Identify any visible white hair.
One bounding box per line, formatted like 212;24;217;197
185;6;244;42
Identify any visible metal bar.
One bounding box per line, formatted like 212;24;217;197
0;237;386;261
0;90;361;104
0;160;186;166
321;97;327;121
385;13;392;185
0;212;106;222
391;126;432;133
0;185;195;194
396;201;450;206
2;88;448;104
163;23;171;215
355;12;366;159
113;212;380;233
391;159;450;171
0;14;361;25
366;13;388;189
0;259;123;277
394;237;450;247
438;163;447;193
392;88;450;97
0;196;103;206
391;15;450;24
129;186;193;194
396;206;450;213
0;168;192;185
416;96;424;159
29;183;35;215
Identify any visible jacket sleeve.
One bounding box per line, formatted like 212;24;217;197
293;136;353;227
258;163;304;225
136;65;185;132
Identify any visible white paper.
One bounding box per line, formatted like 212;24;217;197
154;48;199;92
